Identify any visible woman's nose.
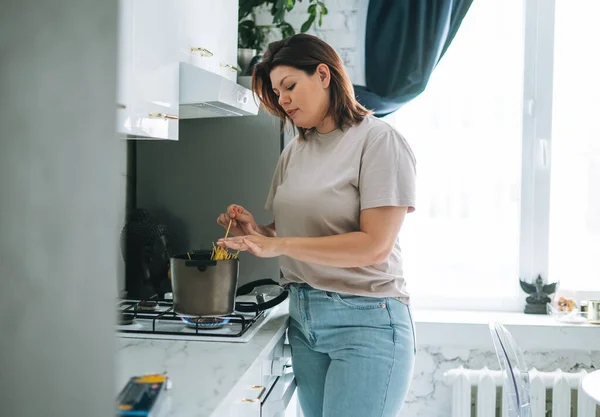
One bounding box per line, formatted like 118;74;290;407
278;93;290;106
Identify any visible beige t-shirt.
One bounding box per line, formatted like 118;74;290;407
265;114;416;303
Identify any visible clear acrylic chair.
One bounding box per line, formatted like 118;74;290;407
489;322;532;417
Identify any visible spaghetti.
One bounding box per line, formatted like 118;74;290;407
210;219;240;261
210;243;238;260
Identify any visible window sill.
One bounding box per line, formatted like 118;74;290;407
412;309;599;351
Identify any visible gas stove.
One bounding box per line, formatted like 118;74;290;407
116;297;273;343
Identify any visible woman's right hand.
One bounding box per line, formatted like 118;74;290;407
217;204;259;237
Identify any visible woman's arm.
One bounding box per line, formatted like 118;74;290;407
280;206;407;267
257;222;276;238
218;206;407;268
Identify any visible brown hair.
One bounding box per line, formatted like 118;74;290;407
252;34;371;140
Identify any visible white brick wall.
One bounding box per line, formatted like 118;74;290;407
253;0;367;85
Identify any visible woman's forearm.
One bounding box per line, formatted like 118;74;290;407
279;232;386;268
219;207;406;266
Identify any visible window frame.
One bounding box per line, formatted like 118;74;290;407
409;0;558;311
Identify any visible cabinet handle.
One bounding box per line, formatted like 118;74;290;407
117;103;126;109
220;63;241;72
241;385;265;403
190;47;213;57
148;113;179;120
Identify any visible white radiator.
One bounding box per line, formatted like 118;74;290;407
443;367;598;417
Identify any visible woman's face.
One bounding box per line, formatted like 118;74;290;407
269;64;331;130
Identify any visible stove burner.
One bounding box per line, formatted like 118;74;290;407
117;297;263;338
119;312;136;325
181;317;230;330
137;300;158;311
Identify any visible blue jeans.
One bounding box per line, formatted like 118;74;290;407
287;283;416;417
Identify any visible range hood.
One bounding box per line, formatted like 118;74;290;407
179;63;259;119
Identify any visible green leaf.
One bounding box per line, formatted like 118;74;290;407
250;26;268;51
238;21;255;49
285;0;295;12
273;0;286;23
238;19;269;51
308;4;316;13
278;22;296;38
300;14;316;33
239;19;257;38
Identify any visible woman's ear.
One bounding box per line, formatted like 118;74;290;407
316;63;331;89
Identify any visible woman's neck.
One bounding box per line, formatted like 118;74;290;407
315;116;337;134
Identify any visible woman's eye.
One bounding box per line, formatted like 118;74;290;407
287;83;296;91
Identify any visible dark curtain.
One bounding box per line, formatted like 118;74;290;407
355;0;473;117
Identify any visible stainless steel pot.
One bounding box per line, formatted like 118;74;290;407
170;251;239;317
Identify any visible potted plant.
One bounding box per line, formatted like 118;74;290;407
238;0;328;74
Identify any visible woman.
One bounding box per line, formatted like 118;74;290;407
217;34;416;417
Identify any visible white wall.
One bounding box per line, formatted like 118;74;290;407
0;1;123;416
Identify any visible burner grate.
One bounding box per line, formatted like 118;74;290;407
117;297;263;338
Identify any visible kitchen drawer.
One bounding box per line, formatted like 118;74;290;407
262;371;297;417
221;332;293;416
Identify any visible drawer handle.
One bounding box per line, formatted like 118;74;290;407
241;385;265;403
148;113;179;120
220;63;241;72
190;47;213;57
117;103;126;109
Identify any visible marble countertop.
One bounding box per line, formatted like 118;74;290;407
116;302;290;417
115;300;596;416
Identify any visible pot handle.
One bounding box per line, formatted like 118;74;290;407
235;279;288;313
184;260;217;272
235;290;288;313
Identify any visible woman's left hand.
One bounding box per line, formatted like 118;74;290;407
217;224;284;258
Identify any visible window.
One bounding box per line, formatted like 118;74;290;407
387;0;600;310
548;0;600;292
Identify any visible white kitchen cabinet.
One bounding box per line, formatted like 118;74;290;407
116;0;243;137
215;0;240;82
178;0;240;82
117;0;179;140
116;0;134;134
